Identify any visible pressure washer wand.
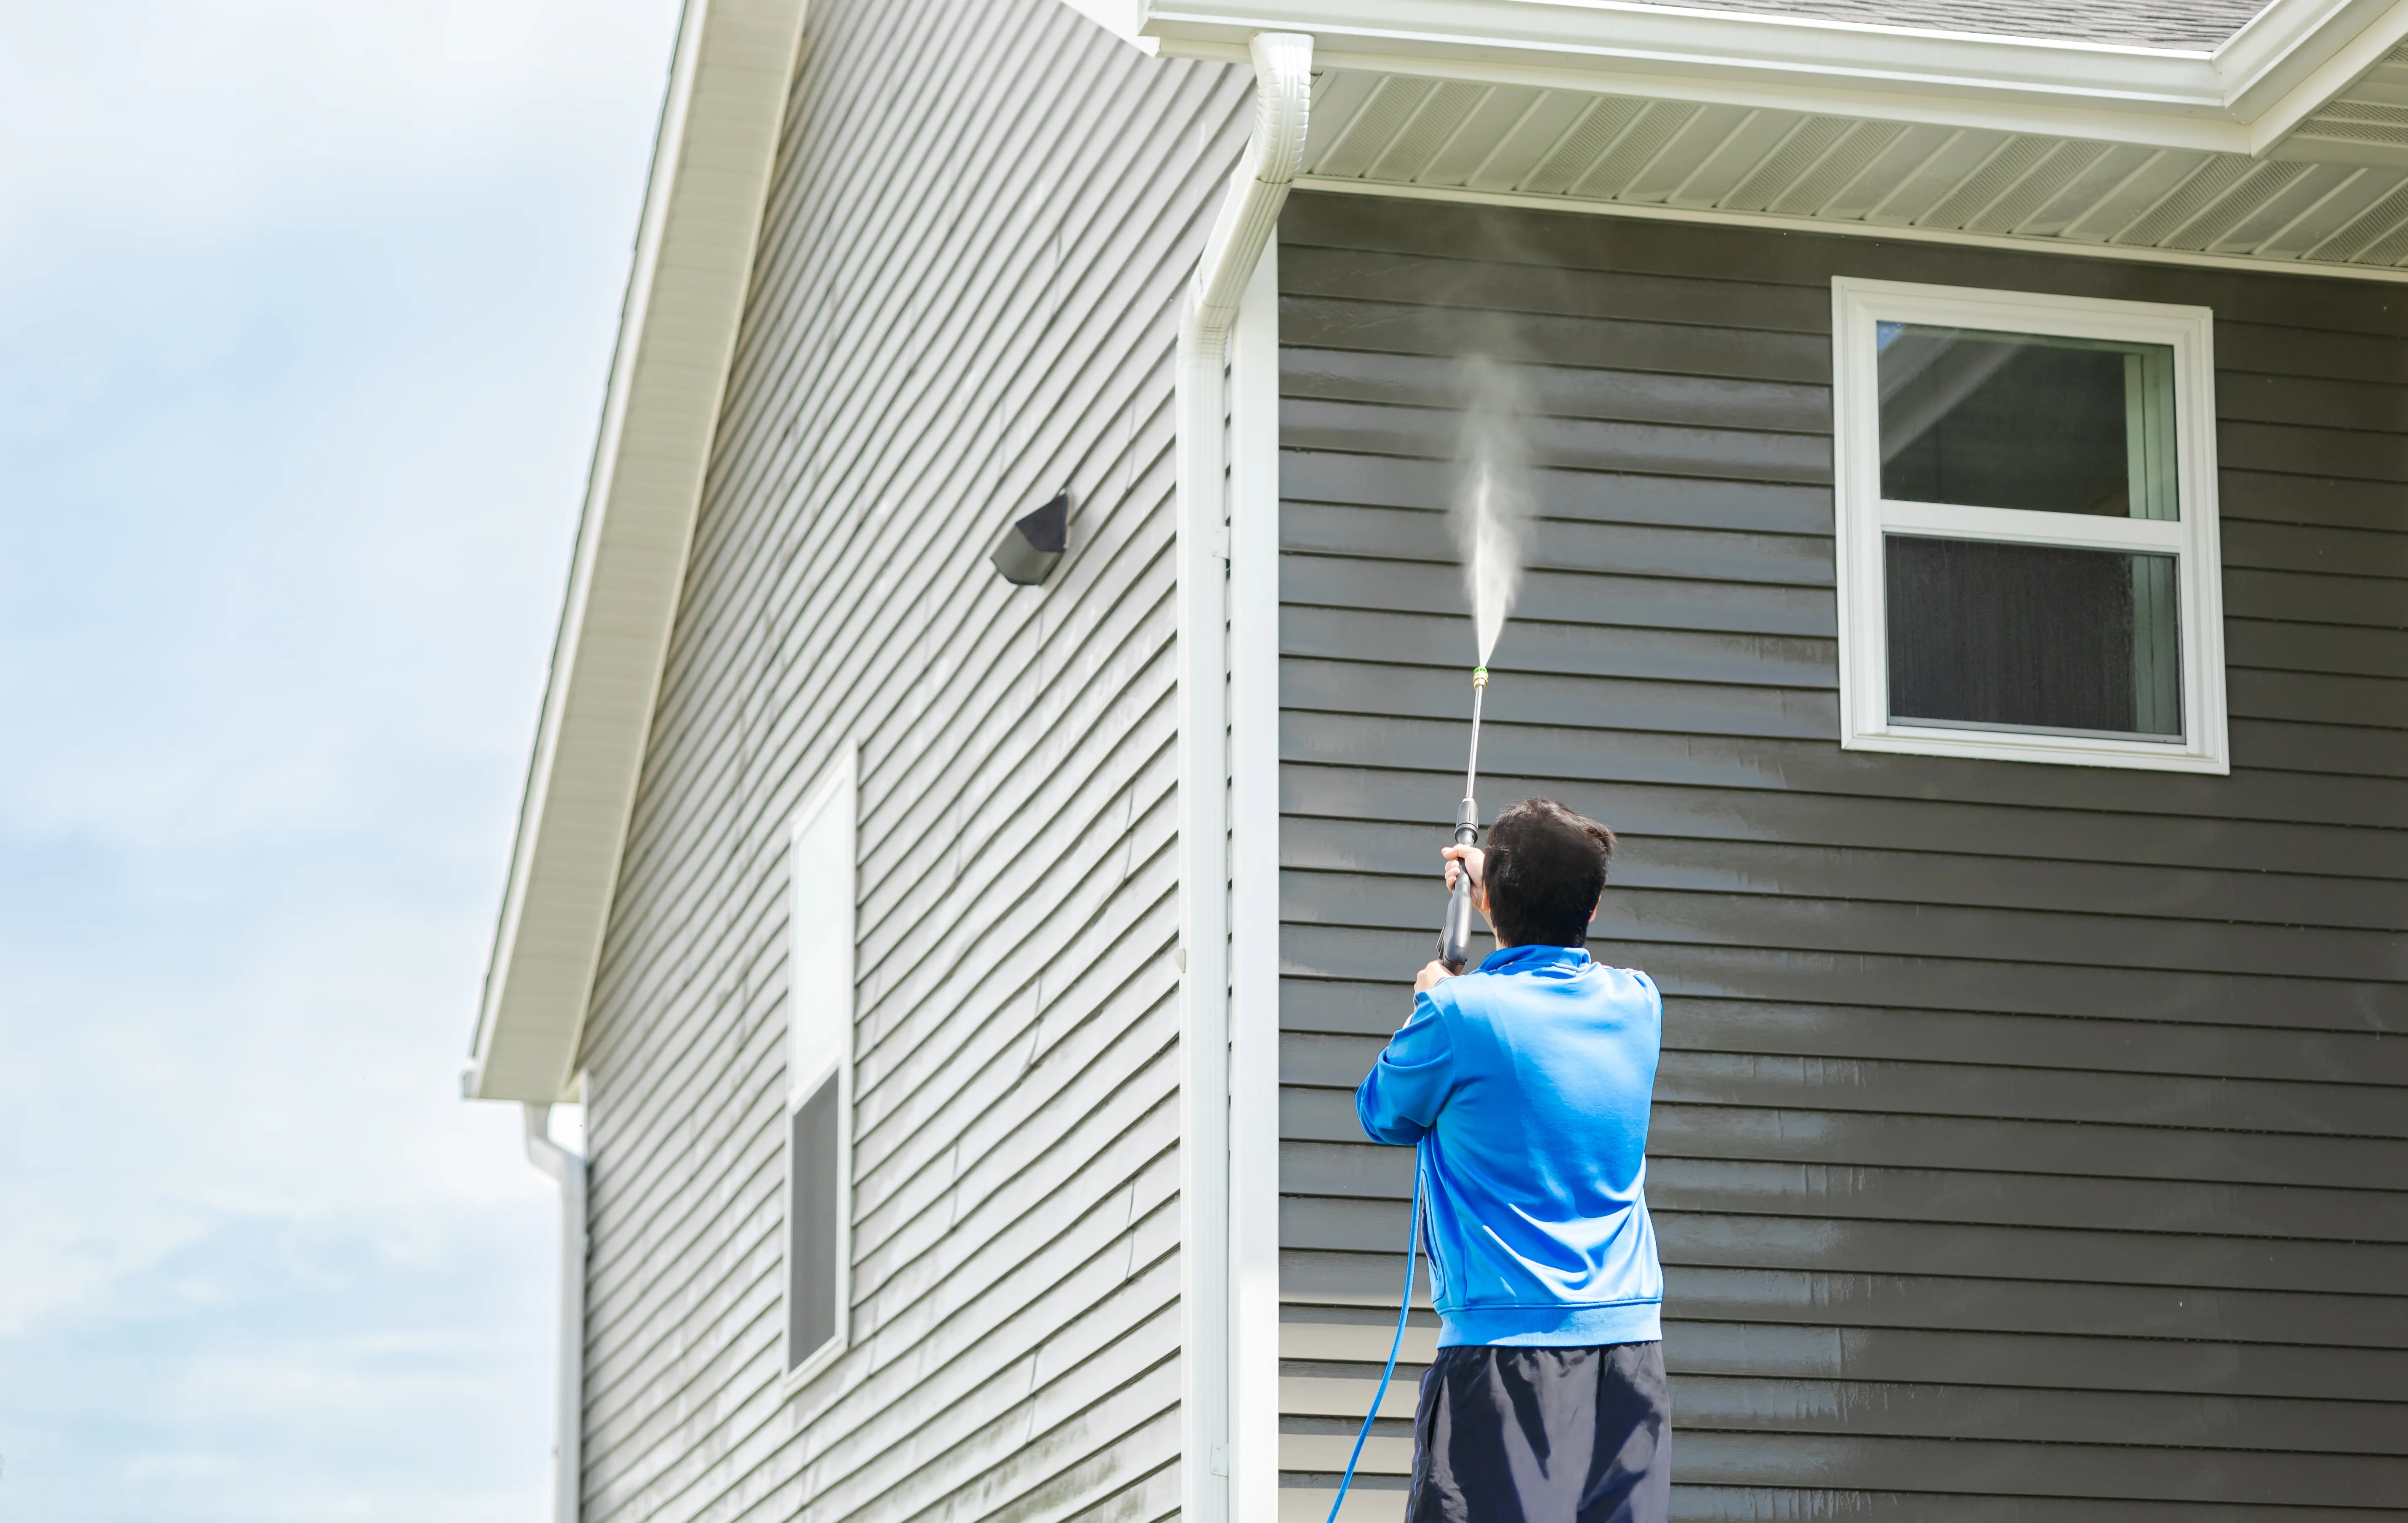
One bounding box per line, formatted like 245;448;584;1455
1436;666;1489;974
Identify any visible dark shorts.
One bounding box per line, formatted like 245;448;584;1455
1406;1342;1671;1523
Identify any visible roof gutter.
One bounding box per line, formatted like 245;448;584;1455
1175;29;1310;1523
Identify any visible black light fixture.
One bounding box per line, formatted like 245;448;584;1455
991;490;1068;585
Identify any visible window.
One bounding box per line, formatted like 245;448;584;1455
1830;277;2228;773
785;749;856;1382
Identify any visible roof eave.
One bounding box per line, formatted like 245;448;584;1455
465;0;808;1104
1140;0;2408;153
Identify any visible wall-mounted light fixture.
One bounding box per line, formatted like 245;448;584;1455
990;490;1068;585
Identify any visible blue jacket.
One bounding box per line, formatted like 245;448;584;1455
1356;944;1663;1347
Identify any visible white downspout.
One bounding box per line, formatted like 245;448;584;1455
1176;30;1310;1523
522;1102;586;1523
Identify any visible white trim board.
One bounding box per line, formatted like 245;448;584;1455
1829;277;2230;774
1292;175;2408;284
1225;243;1283;1523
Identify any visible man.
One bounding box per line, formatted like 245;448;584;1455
1356;797;1668;1523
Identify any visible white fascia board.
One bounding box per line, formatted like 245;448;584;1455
1140;0;2408;153
466;0;807;1105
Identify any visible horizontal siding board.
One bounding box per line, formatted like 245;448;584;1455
1283;557;1835;635
1281;243;1830;335
1285;928;2408;1035
1292;1037;2408;1140
1286;607;1835;689
1289;1097;2408;1195
1279;294;1833;383
1278;1315;2408;1403
1283;1144;2408;1241
2219;467;2408;533
1278;197;2408;1512
1667;1430;2408;1507
1282;344;1830;434
1287;1197;2408;1295
1279;769;2404;880
1281;448;1833;531
1284;502;1832;583
1284;1251;2408;1350
1282;396;1833;481
1281;713;2408;830
1283;818;2408;930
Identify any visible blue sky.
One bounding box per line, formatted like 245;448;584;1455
0;3;682;1515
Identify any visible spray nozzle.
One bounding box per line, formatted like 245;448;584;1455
1472;665;1488;690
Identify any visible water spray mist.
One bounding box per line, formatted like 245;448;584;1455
1433;357;1531;973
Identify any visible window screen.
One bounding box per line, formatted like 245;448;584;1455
1885;536;2182;737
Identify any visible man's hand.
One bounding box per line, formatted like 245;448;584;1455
1443;844;1486;904
1414;960;1456;995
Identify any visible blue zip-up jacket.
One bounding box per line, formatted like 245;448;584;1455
1356;944;1663;1347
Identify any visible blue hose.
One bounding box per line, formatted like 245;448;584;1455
1326;1144;1424;1523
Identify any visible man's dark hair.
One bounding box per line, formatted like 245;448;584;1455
1483;798;1617;947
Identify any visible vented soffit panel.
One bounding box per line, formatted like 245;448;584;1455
1121;0;2408;156
1293;49;2408;276
465;0;809;1104
1091;0;2408;276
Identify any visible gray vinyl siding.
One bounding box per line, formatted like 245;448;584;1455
572;5;1245;1520
1276;192;2408;1519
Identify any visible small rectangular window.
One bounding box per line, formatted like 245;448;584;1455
785;749;856;1382
1833;279;2227;772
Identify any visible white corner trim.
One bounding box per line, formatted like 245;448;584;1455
1143;0;2408;151
466;0;809;1104
1290;176;2408;286
1177;30;1309;1523
1830;276;2230;775
1225;243;1283;1523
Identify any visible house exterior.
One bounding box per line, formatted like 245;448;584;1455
465;2;2408;1520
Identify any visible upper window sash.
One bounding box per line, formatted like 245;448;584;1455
1830;277;2230;775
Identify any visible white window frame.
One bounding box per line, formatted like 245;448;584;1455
1831;276;2230;774
781;747;856;1390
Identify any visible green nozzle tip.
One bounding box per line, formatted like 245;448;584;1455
1472;665;1489;688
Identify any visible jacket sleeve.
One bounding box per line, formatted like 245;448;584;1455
1356;990;1457;1144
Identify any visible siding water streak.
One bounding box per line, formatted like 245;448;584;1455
574;5;1245;1520
1276;192;2408;1521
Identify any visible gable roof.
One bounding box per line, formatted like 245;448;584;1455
1663;1;2274;52
465;0;807;1103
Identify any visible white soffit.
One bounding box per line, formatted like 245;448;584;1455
467;0;807;1104
1140;0;2408;148
1293;50;2408;272
1118;0;2408;274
